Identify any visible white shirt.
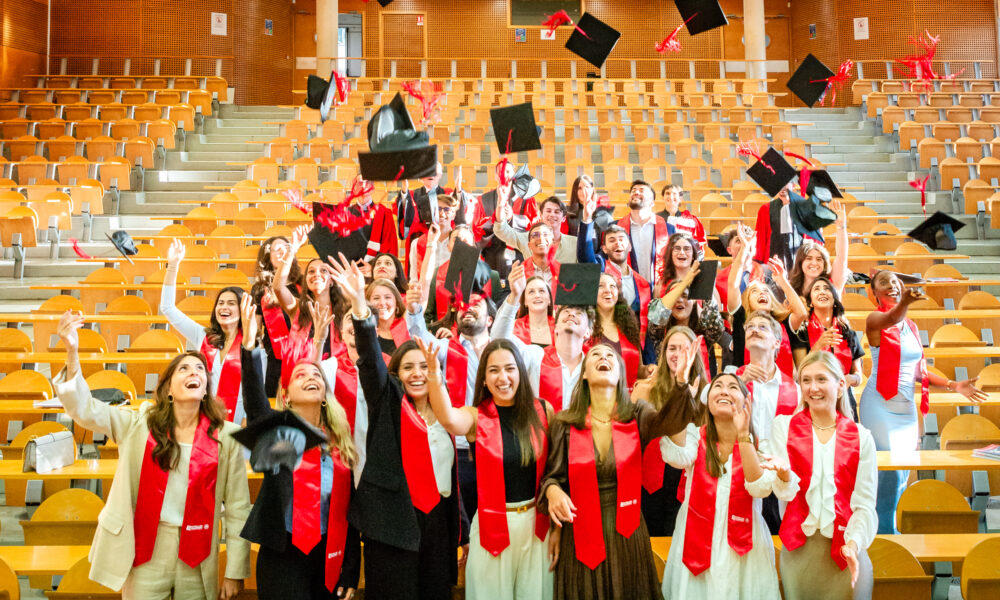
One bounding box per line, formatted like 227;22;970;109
748;365;799;443
631;219;657;283
407;237;451;280
425;186;439;222
620;271;636;306
764;415;878;551
779;203;792;235
427;421;454;497
160;442;192;526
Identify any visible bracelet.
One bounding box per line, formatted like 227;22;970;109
947;379;955;391
737;434;753;444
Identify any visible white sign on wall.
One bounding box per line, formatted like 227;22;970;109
211;12;228;36
853;17;869;41
541;29;555;40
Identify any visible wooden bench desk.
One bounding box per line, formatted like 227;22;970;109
0;458;263;480
0;545;91;577
877;449;1000;470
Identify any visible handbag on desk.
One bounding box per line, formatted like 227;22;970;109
22;430;76;474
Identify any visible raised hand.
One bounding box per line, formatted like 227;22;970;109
167;239;186;269
733;394;752;438
507;260;526;299
831;198;847;227
767;256;788;283
307;300;334;339
239;293;258;349
405;283;424;314
816;326;843;351
453;168;463;193
678;335;704;383
414;337;442;380
759;454;792;482
581;191;597;222
682;261;702;285
57;310;85;352
739;364;770;384
955;377;988;404
291;225;310;253
327;253;367;314
356;259;373;279
545;485;577;526
900;287;927;305
427;223;442;246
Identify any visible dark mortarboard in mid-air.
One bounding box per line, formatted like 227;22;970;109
688;260;719;301
444;240;481;303
106;230;137;264
233;410;328;474
489;102;542;154
375;0;394;6
787;54;835;107
706;236;729;257
510;164;542;200
358;93;437;181
790;195;838;232
907;211;965;251
746;148;798;198
565;13;621;69
870;268;925;285
675;0;729;36
804;169;844;199
554;263;601;306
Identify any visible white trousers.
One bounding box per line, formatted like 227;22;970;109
465;499;554;600
122;523;208;600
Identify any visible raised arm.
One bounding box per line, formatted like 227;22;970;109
865;287;922;338
417;224;442;308
417;338;476;438
769;258;808;330
272;225;310;315
160;239;205;345
727;227;755;314
491;192;530;255
575;195;600;265
660;261;700;307
491;261;525;344
238;293;274;423
830;199;850;295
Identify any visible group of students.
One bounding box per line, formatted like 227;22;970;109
47;167;989;600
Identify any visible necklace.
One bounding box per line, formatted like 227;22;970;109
812;421;837;431
591;412;613;425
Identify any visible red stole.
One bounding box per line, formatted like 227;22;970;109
445;337;470;410
263;303;290;361
737;365;799;416
475;399;549;556
399;398;440;513
604;261;652;343
875;307;929;414
618;330;641;392
523;257;558;295
568;414;642;569
682;427;753;576
201;333;242;422
538;345;567;411
292;446;352;591
807;314;855;376
513;315;554;346
617;214;669;282
379;317;412;364
743;321;795;379
133;414;218;568
434;262;450;321
332;355;359;432
779;409;860;570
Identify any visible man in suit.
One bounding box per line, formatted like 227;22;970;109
396;162;466;265
465;161;515;277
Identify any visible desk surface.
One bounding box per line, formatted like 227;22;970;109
0;458;263;480
876;449;1000;470
0;351;177;364
0;545;91;576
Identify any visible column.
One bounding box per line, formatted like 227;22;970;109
317;0;339;76
743;0;767;81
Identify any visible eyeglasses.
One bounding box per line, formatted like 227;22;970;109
744;322;772;333
529;231;553;240
672;246;693;255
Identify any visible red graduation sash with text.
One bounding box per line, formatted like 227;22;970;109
201;332;242;421
682;426;753;576
133;414;218;568
399;398;440;514
262;303;291;361
324;449;352;591
332;355;359;432
779;409;860;570
538;345;566;411
568;414;641;569
475;399;549;556
875;308;930;414
807;314;855;376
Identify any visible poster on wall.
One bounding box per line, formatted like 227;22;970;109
265;19;273;36
211;12;227;36
541;29;555;40
515;28;526;43
853;17;869;40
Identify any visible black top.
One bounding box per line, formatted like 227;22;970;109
496;405;538;503
237;347;360;589
377;335;397;357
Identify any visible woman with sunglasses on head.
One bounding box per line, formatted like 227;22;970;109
162;239;262;424
53;310;250;599
660;372;779;598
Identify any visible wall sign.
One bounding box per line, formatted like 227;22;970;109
264;19;273;36
853;17;869;40
211;12;227;36
515;28;526;43
541;29;555;40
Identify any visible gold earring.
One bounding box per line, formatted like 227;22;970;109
167;394;173;403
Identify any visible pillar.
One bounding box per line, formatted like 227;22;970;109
317;0;339;76
743;0;767;81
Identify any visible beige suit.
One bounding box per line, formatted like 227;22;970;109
53;368;251;598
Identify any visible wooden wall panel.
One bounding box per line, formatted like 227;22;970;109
1;0;48;88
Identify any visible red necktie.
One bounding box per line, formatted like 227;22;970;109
292;447;322;554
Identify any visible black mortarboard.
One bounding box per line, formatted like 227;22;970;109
308;205;368;264
106;231;136;264
790;195;838;232
706;236;729;257
554;263;601;306
304;73;339;123
804;169;843;199
375;0;394;6
511;164;541;200
444;240;480;303
358;93;438;181
787;54;835;107
688;260;719;301
746;148;798;198
565;13;621;69
907;211;965;251
489;103;541;154
232;410;328;474
675;0;729;36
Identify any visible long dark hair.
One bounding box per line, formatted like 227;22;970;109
664;279;702;331
203;286;245;349
295;258;347;329
473;339;546;466
803;275;852;337
659;231;701;283
567;174;594;214
146;351;227;470
387;339;421;400
516;275;553;319
790;241;832;295
371;252;409;293
592;274;641;349
558;344;637;428
255;235;303;285
703;373;754;478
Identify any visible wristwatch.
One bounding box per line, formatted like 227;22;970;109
737;433;753;445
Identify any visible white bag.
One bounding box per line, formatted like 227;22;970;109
23;430;76;474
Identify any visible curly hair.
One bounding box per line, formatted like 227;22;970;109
203;287;245;349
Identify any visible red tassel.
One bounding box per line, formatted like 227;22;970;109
809;60;854;106
896;31;965;92
656;13;697;53
738;140;775;175
542;10;591;40
69;238;92;259
909;174;930;215
332;71;350;104
280;188;311;215
401;80;445;126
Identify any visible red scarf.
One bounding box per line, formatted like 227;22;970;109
133;414;218;568
743;321;795;379
262;303;290;361
779;409;860;570
201;333;242;422
538;345;570;411
807;314;854;376
619;330;641;392
875;306;929;414
292;446;353;591
682;426;753;575
513;315;554;346
568;413;642;569
617;214;669;282
434;262;450;321
399;398;440;513
445;337;470;410
475;399;549;556
332;355;359;432
736;365;799;416
523;257;558;294
604;262;652;342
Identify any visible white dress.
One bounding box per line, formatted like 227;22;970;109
659;424;781;600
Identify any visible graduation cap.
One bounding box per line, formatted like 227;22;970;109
105;230;137;264
907;211;965;251
706;236;729;257
804;169;843;200
358;93;438;181
510;164;541;200
869;268;925;285
675;0;729;36
232;410;328;475
565;13;621;69
554;263;601;306
787;54;835;107
444;240;481;304
790;195;837;232
489;102;542;154
746;148;798;198
688;260;719;301
308;203;369;264
374;0;394;6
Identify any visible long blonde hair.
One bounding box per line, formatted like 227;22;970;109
650;326;707;411
797;351;852;418
741;280;790;322
278;362;358;468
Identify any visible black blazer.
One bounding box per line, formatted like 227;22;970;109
347;314;465;564
238;347;360;589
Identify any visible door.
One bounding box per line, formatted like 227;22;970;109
293;12;318;103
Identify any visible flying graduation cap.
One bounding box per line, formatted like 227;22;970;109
444;240;481;305
357;93;438;181
907;211;965;251
554;263;601;306
232;410;328;474
675;0;729;36
787;54;835;107
565;13;621;69
804;169;844;199
746;148;798;198
489;102;542;154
